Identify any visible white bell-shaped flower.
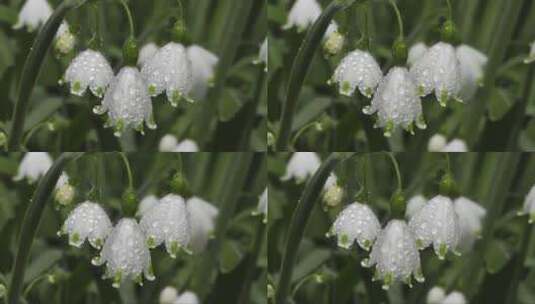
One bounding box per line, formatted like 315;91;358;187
138;43;159;67
281;152;321;182
522;184;535;223
59;201;112;249
159;134;179;152
329;202;381;250
55;22;75;54
256;188;268;223
174;139;199;152
364;67;426;137
96;66;156;136
428;134;448;152
255;38;268;71
159;286;178;304
524;41;535;64
283;0;321;31
410;42;462;106
324;30;345;55
406;195;427;219
13;0;52;31
136;195;160;217
442;139;468;152
454;197;486;251
54;173;75;206
323;174;343;207
409;195;460;259
187;45;218;100
456;45;487;100
330;49;382;98
64;49;114;98
186;197;219;252
407;43;428;67
94;218;154;287
362;219;424;289
175;291;199;304
141;42;193;106
442;291;467;304
13;152;53;183
140;194;191;258
426;286;446;304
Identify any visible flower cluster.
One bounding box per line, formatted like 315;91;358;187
428;134;468;152
158;134;200;152
426;286;467;304
159;286;199;304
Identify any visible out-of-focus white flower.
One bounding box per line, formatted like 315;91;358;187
330;49;382;98
522;185;535;223
411;42;462;106
94;218;154;287
362;220;424;290
137;195;160;217
323;173;343;207
256;188;268;223
282;152;321;182
442;291;467;304
428;134;448;152
364;67;426;137
138;43;159;67
14;152;53;183
159;134;179;152
409;195;460;259
283;0;321;31
406;195;427;219
60;201;112;249
255;38;268;71
55;179;75;206
55;22;75;54
175;291;199;304
329;202;381;250
141;42;193;106
13;0;52;31
95;66;156;136
442;139;468;152
140;194;191;258
524;42;535;64
159;286;178;304
426;286;446;304
454;197;486;251
324;30;345;55
408;43;428;67
187;45;218;100
174;139;199;152
64;49;114;98
186;197;218;252
456;45;487;100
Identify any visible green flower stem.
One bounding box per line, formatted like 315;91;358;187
8;153;82;304
7;0;85;150
386;152;402;190
237;220;266;304
275;153;353;304
275;1;350;150
388;0;404;39
445;0;453;20
118;0;135;37
118;152;133;189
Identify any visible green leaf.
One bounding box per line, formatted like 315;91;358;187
218;239;244;274
23;249;62;284
292;97;332;132
0;29;14;78
484;239;511;274
488;87;515;121
23;97;63;133
291;249;331;283
217;88;244;122
0;5;18;24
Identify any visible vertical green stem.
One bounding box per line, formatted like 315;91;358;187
118;152;133;189
386;152;402;190
388;0;404;39
118;0;135;37
8;153;82;304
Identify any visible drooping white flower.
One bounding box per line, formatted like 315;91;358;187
175;291;199;304
456;45;488;100
522;184;535;223
454;197;486;251
406;195;427;219
330;49;383;98
187;45;218;100
159;134;179;152
426;286;446;304
324;30;345;55
256;188;268;223
364;67;426;137
174;139;199;152
255;38;268;71
55;22;75;54
13;152;53;183
60;201;112;249
95;66;156;136
362;220;424;289
13;0;52;31
55;178;75;206
407;43;428;67
281;152;321;182
524;41;535;64
64;49;114;98
186;197;218;253
159;286;178;304
409;195;460;259
442;291;467;304
136;195;160;217
140;194;191;258
442;139;468;152
329;202;381;250
428;134;448;152
283;0;322;31
410;42;462;106
141;42;193;106
138;43;159;67
94;218;154;287
323;173;343;207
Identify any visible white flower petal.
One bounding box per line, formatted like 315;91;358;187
454;197;486;251
62;201;112;249
186;197;219;252
407;43;428;67
14;152;53;183
137;195;160;217
442;291;467;304
283;0;321;31
13;0;52;31
159;134;179;152
442;139;468;152
64;49;114;97
406;195;427;219
428;134;448;152
330;202;381;250
331;49;382;97
456;45;487;100
138;43;159;67
523;184;535;223
174;291;199;304
426;286;446;304
187;45;218;100
173;139;199;152
282;152;321;181
159;286;178;304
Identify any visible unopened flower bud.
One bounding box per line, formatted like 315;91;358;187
55;183;75;206
55;23;75;55
324;31;345;56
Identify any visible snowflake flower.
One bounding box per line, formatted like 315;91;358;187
254;38;268;71
136;195;160;217
159;286;178;304
406;195;427;219
428;134;448;151
329;202;381;250
456;45;488;100
13;0;52;31
138;43;159;67
323;173;343;207
281;152;321;182
454;197;486;251
283;0;321;31
442;291;467;304
187;45;218;100
324;30;345;55
55;22;75;54
64;49;114;98
186;197;219;252
59;201;112;249
13;152;52;183
407;43;428;67
521;184;535;223
330;49;382;98
442;139;468;152
426;286;446;304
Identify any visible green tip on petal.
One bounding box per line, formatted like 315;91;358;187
69;232;81;247
416;114;427;129
134;274;143;286
384;121;394;137
382;272;393;290
416;239;424;250
135;123;145;135
94;238;102;249
417;85;425;96
91;255;101;266
529;213;535;224
406;122;415;135
112;271;122;289
341;81;351;96
72;81;81;94
170;90;182;107
338;234;350;248
414;268;425;283
437;243;448;259
147;236;156;248
439;91;449;107
113;120;124;137
361;239;372;251
372;268;380;281
169;241;179;259
361;258;371;268
365;87;373;98
404;275;413;288
148;84;157;95
145;265;156;281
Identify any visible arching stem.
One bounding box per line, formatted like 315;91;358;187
118;152;134;189
118;0;135;37
389;0;404;39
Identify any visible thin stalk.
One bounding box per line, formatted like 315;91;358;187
7;0;85;150
8;153;82;304
175;0;184;21
118;0;135;37
386;152;402;190
275;1;349;150
118;152;133;189
275;153;347;304
445;0;453;20
388;0;404;39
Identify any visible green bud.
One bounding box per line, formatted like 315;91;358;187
439;172;459;198
0;283;6;298
171;20;187;43
0;131;6;148
392;39;408;65
440;20;457;43
122;188;138;216
390;189;406;219
170;172;192;198
122;36;139;66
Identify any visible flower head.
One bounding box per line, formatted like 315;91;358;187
175;139;199;152
140;194;191;258
410;42;462;106
159;286;178;304
456;45;487;100
323;174;343;207
159;134;179;152
187;45;219;100
330;49;382;98
64;49;114;98
60;201;112;249
329;202;381;250
94;218;154;287
426;286;446;304
524;41;535;64
454;197;486;251
282;152;321;182
522;184;535;223
95;66;156;136
442;291;467;304
407;43;428;67
55;179;75;206
362;220;424;289
55;22;75;54
141;42;193;106
13;0;52;31
136;195;160;217
255;38;268;71
186;197;219;252
283;0;321;31
409;195;460;259
138;43;159;67
363;67;426;137
324;30;345;55
175;291;199;304
442;139;468;152
406;195;427;219
14;152;53;183
428;134;448;152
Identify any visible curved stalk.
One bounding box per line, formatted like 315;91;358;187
7;0;86;150
8;153;82;304
388;0;404;39
118;0;135;37
386;152;402;190
275;1;350;150
118;152;134;189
